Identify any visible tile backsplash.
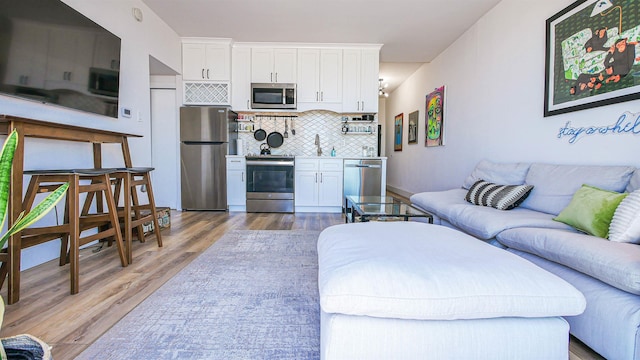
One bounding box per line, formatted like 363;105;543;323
237;110;378;157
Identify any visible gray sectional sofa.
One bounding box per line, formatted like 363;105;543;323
410;160;640;360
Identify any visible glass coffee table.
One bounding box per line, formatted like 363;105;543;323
345;195;433;224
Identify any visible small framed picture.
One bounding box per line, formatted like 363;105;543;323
408;110;418;144
394;113;403;151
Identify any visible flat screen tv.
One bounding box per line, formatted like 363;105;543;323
0;0;121;118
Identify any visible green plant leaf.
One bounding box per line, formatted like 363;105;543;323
0;183;68;250
0;129;18;233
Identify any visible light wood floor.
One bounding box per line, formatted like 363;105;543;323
0;210;603;360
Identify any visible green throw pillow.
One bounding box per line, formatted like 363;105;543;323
554;184;628;238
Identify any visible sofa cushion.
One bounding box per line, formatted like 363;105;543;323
626;169;640;193
318;222;586;321
462;160;530;189
609;190;640;244
497;227;640;294
553;185;627;238
465;180;533;210
411;188;573;240
449;205;574;240
410;189;468;219
520;163;634;215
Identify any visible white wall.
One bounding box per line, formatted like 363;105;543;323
385;0;640;196
0;0;181;269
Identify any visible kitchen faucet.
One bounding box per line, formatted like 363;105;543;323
315;134;322;156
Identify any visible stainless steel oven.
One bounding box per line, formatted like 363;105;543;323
246;155;295;213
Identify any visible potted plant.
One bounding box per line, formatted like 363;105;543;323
0;129;68;359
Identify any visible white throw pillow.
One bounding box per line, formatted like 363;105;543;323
609;190;640;244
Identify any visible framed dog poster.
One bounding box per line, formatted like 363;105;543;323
426;86;445;147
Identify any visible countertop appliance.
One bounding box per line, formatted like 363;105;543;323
245;155;295;213
251;83;296;109
343;159;383;206
180;106;237;210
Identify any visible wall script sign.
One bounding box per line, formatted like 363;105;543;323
557;111;640;143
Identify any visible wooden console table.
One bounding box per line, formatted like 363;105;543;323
0;115;141;304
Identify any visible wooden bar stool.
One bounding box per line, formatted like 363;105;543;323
111;167;163;265
17;168;126;294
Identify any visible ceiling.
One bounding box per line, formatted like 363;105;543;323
143;0;501;93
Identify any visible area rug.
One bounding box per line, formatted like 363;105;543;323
76;230;321;360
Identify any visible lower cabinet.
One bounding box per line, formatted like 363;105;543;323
295;158;343;213
226;157;246;211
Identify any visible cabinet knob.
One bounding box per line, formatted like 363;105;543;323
207;69;210;79
202;69;205;79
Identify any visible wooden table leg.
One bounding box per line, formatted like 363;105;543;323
69;175;79;294
7;123;24;304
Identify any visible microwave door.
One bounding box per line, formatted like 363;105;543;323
254;89;283;105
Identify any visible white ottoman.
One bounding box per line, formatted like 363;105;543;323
317;222;586;360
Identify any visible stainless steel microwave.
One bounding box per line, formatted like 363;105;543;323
251;83;296;109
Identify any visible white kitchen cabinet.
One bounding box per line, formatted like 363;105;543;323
297;49;342;112
251;48;296;83
295;158;343;212
93;33;121;70
226;157;246;211
342;48;380;113
3;20;48;88
182;41;230;81
231;46;252;111
45;27;95;93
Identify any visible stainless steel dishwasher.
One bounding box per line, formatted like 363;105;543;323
343;159;383;206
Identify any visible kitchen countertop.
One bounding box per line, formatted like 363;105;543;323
295;156;387;160
226;155;387;160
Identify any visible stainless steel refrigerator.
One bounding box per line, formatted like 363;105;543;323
180;106;237;210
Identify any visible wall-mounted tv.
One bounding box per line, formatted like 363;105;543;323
0;0;121;118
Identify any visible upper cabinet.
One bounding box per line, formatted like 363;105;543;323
251;48;296;83
186;40;380;112
182;39;231;105
182;40;231;81
342;49;380;113
231;46;252;111
297;49;342;112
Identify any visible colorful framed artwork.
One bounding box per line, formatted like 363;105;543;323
426;86;445;147
394;113;403;151
408;110;418;144
544;0;640;117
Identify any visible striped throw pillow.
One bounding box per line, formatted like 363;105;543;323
465;180;534;210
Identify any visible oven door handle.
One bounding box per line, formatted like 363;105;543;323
246;160;295;166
